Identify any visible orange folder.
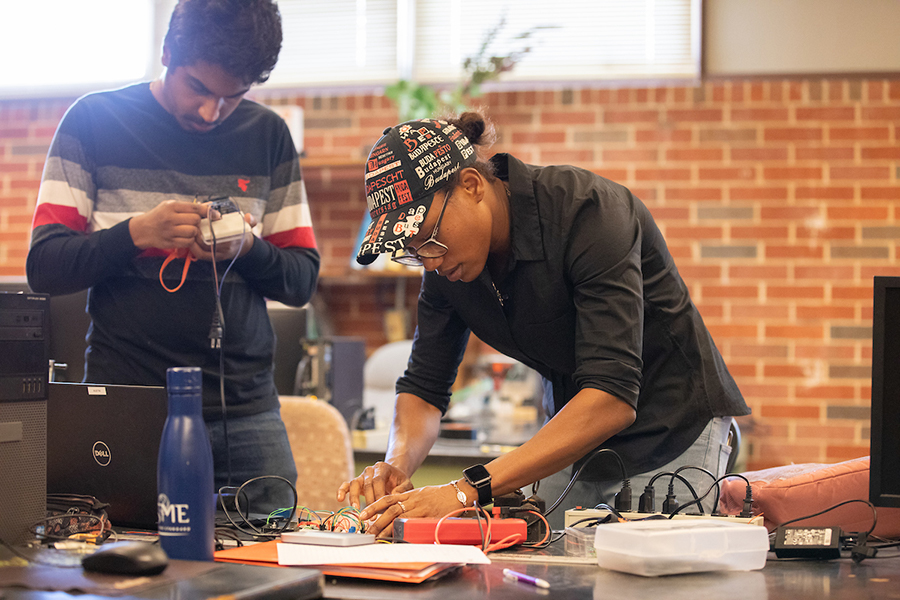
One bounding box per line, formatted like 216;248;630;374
215;540;461;584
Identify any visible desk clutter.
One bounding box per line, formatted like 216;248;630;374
217;537;490;583
0;546;323;599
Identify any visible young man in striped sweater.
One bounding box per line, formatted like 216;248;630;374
27;0;319;514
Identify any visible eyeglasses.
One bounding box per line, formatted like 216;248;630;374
391;191;452;267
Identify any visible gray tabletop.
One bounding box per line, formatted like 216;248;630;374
321;553;900;600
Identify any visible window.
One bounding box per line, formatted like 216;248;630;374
0;0;699;96
0;0;156;96
268;0;400;87
270;0;699;89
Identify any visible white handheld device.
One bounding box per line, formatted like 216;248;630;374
199;198;246;244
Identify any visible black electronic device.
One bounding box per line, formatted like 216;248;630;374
870;277;900;508
0;281;91;383
267;303;308;396
46;289;91;382
773;526;842;559
0;291;50;401
81;541;169;576
329;336;366;427
294;336;365;427
493;489;547;543
47;382;168;530
0;291;49;544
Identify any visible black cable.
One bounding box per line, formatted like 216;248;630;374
668;473;753;519
647;471;702;505
568;516;608;528
522;527;565;549
539;531;567;547
208;215;233;488
218;476;298;539
672;465;717;513
214;527;245;551
206;197;248;488
776;498;878;537
0;513;120;568
591;502;627;520
544;448;629;516
474;502;487;551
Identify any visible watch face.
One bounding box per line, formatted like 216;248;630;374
464;464;491;486
463;465;492;506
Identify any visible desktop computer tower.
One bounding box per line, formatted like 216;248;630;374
294;336;366;428
0;292;49;544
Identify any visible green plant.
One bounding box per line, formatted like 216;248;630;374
385;17;553;121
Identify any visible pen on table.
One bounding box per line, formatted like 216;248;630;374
503;568;550;589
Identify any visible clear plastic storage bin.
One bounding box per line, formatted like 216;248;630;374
593;519;768;577
565;526;598;558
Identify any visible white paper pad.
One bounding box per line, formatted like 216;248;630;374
276;542;491;566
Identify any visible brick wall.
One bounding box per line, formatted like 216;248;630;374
2;77;898;471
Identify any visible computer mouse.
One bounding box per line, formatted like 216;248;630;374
81;541;169;576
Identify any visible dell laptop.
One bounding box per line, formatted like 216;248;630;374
47;382;168;530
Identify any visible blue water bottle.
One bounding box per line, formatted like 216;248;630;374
157;367;215;560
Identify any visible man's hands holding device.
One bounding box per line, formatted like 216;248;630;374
193;202;256;261
129;199;255;260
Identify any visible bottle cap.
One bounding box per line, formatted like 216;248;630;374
166;366;202;394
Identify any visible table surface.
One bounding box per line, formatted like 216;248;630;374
321;552;900;600
3;543;899;600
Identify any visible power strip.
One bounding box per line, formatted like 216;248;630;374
564;507;765;528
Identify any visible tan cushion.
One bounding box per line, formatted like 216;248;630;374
719;456;900;538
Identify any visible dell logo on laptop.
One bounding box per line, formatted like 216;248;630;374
92;441;111;466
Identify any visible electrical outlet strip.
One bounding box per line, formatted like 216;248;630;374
564;507;765;528
200;211;246;244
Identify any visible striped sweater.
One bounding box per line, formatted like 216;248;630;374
27;82;319;419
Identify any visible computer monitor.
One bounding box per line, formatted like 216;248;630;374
267;302;308;396
869;276;900;508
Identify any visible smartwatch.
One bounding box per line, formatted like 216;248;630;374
462;464;493;507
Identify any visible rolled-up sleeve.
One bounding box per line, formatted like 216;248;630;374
565;186;645;408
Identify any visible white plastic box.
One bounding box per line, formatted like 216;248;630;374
593;519;768;577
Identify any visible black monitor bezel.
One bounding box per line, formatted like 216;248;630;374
870;276;900;508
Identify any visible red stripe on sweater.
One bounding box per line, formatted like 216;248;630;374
32;203;88;232
264;226;317;250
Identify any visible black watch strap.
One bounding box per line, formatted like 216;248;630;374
462;464;492;506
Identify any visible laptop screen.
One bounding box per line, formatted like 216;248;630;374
47;382;168;530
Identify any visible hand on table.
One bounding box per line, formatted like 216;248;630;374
357;483;467;538
337;461;413;512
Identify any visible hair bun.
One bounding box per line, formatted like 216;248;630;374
457;112;485;142
451;112;495;148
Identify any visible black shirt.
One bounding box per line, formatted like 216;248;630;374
396;153;749;479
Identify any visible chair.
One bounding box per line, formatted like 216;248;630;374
279;396;355;512
362;340;414;429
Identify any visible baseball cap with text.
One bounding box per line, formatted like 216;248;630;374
356;118;476;265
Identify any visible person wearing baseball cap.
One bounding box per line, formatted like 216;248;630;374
339;112;749;533
356;118;479;268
